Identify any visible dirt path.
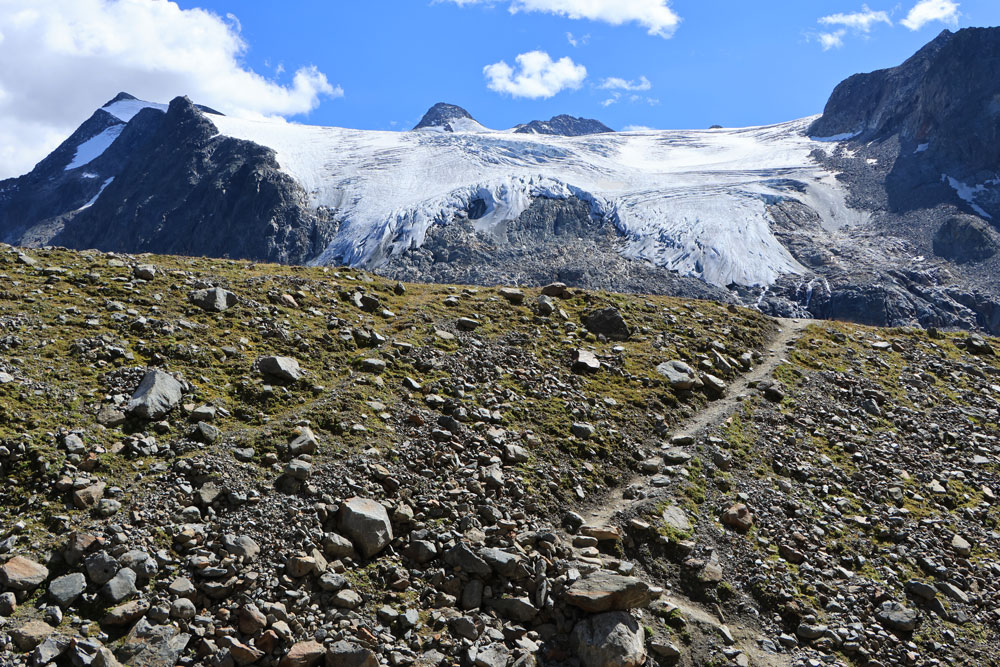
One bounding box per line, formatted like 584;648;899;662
576;317;812;666
584;317;810;528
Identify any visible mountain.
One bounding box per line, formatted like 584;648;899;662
412;102;487;133
3;29;1000;333
513;114;613;136
3;244;1000;667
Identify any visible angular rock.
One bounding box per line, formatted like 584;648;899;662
564;571;658;612
281;640;326;667
189;287;237;312
0;555;49;591
571;612;646;667
48;572;86;607
572;349;601;374
582;307;630;341
258;356;303;382
876;601;919;632
657;360;696;390
339;497;393;558
10;620;54;651
126;370;183;420
325;641;378;667
721;503;753;532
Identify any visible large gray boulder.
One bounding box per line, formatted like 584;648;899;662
564;571;659;612
189;287;238;312
339;498;392;559
48;572;86;607
571;611;647;667
126;370;183;420
656;360;696;390
257;356;303;383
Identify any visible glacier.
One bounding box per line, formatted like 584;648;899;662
199;112;868;287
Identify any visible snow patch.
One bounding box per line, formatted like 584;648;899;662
65;126;124;170
944;175;995;219
915;143;929;153
210;114;866;288
103;98;168;122
809;130;861;142
77;177;114;210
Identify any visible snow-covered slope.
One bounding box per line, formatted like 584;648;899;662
211;114;865;287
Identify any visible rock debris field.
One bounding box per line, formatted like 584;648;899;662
1;245;999;667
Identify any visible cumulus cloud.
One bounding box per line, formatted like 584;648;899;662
818;30;847;50
819;5;892;32
600;76;652;91
0;0;341;178
483;51;587;99
445;0;681;38
901;0;960;30
566;31;589;47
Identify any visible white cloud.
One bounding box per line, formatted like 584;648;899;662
901;0;960;30
623;124;656;131
566;31;590;47
600;75;652;91
601;94;620;107
483;51;587;99
0;0;341;178
819;5;892;32
817;30;847;50
445;0;681;38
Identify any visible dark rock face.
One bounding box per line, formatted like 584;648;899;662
513;115;613;136
49;97;333;264
933;215;998;262
412;103;479;132
809;27;1000;219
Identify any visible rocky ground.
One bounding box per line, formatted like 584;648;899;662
1;244;998;667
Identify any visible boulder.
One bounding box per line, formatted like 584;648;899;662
657;360;696;390
572;349;601;374
339;498;393;558
721;503;753;532
189;287;238;312
571;612;646;667
10;620;54;651
0;556;49;591
325;641;378;667
126;370;183;420
564;571;659;612
876;601;919;632
281;640;326;667
582;307;630;341
258;356;303;382
48;572;86;607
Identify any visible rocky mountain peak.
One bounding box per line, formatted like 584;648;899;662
513;114;613;136
412;102;482;132
102;91;139;107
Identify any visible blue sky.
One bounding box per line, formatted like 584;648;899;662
173;0;1000;131
1;0;999;177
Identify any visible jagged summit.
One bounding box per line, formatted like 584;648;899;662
513;114;613;137
412;102;486;132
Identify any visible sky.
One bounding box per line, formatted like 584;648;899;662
1;0;998;179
